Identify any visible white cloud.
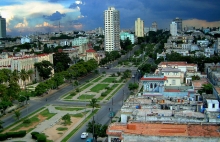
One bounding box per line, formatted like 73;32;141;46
35;22;55;28
14;17;28;28
1;1;80;28
75;0;82;5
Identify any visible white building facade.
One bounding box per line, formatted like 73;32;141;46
170;22;177;36
104;7;120;52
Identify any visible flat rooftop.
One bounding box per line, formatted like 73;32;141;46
107;122;220;137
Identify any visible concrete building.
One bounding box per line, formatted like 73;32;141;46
140;73;166;97
161;67;183;86
173;17;182;31
21;36;32;44
72;37;88;46
217;38;220;55
107;122;220;142
120;32;135;44
170;22;177;36
135;18;144;37
152;21;157;31
0;52;54;87
0;15;6;38
104;7;120;52
158;61;197;73
95;27;104;35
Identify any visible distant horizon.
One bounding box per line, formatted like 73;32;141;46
0;0;220;37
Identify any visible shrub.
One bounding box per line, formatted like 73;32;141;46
0;133;7;141
70;92;76;96
5;130;26;138
37;134;46;142
101;92;107;97
31;131;39;139
23;119;31;124
75;88;80;92
105;87;110;90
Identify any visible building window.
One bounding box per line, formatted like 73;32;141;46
212;104;215;108
172;80;176;85
150;83;153;88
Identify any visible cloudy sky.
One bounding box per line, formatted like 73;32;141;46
0;0;220;37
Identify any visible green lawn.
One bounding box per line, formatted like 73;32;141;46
71;110;90;117
79;83;93;91
39;109;56;119
92;76;103;82
90;84;109;93
101;78;116;83
55;107;84;111
10;116;39;131
78;94;95;100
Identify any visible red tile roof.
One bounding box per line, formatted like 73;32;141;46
86;49;96;53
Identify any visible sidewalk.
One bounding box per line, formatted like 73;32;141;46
4;105;92;142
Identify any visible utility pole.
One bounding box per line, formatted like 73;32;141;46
122;89;124;106
92;116;95;142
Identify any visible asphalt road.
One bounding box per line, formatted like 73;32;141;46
2;73;99;128
1;45;140;141
68;77;135;142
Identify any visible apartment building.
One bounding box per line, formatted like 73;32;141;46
135;18;144;37
170;22;177;36
104;7;120;52
0;15;6;38
120;32;135;44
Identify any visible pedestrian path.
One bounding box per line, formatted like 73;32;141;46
4;105;92;142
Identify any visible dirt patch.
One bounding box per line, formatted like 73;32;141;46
43;117;81;141
5;114;47;133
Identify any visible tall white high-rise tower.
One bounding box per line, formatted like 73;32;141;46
104;7;120;52
170;22;177;36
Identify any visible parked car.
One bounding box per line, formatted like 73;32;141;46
81;132;88;139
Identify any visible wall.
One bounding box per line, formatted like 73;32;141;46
123;135;219;142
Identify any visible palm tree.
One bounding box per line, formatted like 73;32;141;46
10;70;20;83
20;69;30;104
89;98;98;112
20;69;29;90
27;69;34;83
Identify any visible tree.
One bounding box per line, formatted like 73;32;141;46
34;60;53;80
198;83;213;94
53;52;71;72
0;120;4;130
10;70;20;82
89;98;98;111
86;121;107;141
7;81;21;101
20;69;29;89
62;113;71;125
128;83;139;91
0;98;12;115
35;82;49;96
14;110;21;120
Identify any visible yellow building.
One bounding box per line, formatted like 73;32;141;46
135;18;144;37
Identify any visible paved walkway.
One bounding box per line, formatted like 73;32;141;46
4;105;92;142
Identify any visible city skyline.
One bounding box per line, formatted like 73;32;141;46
0;0;220;37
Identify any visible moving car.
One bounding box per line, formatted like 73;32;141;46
81;132;88;139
